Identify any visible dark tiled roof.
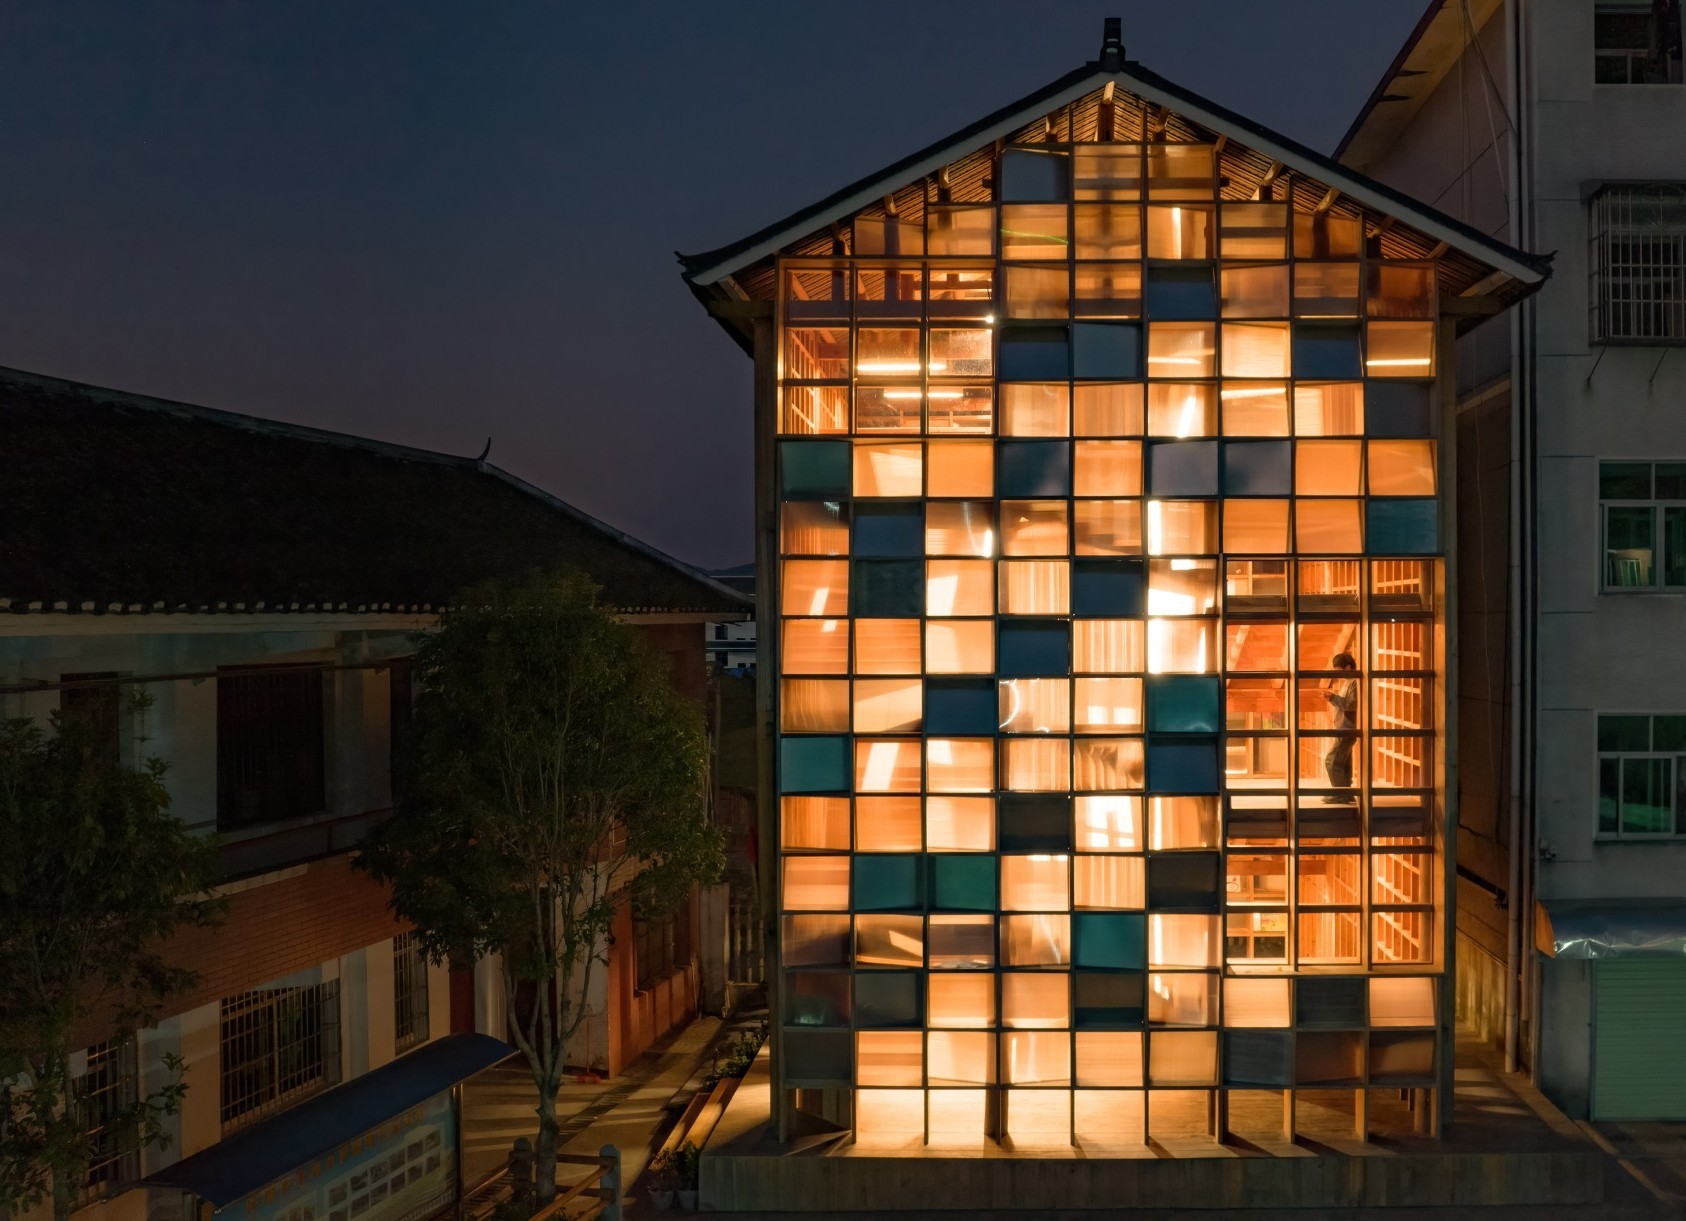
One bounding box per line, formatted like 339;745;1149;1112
0;367;750;618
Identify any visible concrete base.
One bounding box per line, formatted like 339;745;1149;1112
699;1051;1607;1212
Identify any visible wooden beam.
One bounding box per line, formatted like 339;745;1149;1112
1314;187;1340;215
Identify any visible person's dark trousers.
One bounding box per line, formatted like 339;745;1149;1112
1324;735;1357;800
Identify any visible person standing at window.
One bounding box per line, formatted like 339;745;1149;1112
1322;652;1360;804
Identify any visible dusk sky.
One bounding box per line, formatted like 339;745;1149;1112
0;1;1424;570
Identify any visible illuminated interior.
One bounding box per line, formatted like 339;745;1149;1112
773;108;1445;1146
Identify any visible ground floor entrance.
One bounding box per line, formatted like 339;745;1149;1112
1594;960;1686;1121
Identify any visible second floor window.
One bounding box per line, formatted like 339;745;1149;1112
217;664;326;830
60;673;121;769
1599;713;1686;837
220;981;341;1130
634;903;693;992
74;1037;139;1206
1596;2;1684;83
1601;460;1686;589
1590;184;1686;343
393;932;429;1053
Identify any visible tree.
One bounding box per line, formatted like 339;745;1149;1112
0;698;222;1221
358;573;723;1203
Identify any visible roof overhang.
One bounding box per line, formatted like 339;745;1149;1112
1335;0;1504;174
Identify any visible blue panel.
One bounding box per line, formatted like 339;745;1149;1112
1146;738;1221;792
854;972;925;1028
998;620;1070;677
925;678;999;735
1366;499;1438;554
999;795;1073;851
999;326;1071;381
1148;441;1219;496
1073;322;1143;379
929;855;997;911
1364;382;1431;437
852;559;923;617
855;855;925;911
852;503;923;556
1144;264;1217;319
1074;912;1146;969
1000;148;1069;202
1222;441;1293;496
780;441;851;500
998;441;1071;497
1147;675;1222;733
1072;559;1145;617
780;736;850;793
1293;324;1363;379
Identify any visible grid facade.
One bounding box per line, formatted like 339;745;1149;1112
770;138;1447;1144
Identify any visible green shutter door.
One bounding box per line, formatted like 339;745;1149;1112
1594;960;1686;1120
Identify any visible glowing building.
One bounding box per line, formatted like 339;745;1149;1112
681;22;1549;1147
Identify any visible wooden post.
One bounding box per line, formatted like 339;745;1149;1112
1354;1088;1368;1142
1282;1087;1295;1142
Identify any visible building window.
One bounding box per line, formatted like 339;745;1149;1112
74;1037;139;1206
60;672;121;769
1600;460;1686;588
1595;3;1684;83
634;902;693;991
1589;185;1686;343
219;981;341;1130
1599;714;1686;836
393;932;429;1053
217;664;326;831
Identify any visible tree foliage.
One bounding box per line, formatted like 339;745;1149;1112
0;700;222;1221
358;572;722;1201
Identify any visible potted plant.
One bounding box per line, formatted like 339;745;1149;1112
644;1149;678;1212
676;1142;701;1211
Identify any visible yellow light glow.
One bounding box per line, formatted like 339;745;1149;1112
862;742;900;791
1146;500;1163;555
857;360;950;374
1176;392;1201;437
1365;358;1432;367
806;586;831;615
1219;385;1279;400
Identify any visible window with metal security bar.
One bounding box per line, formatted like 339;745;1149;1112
1598;714;1686;837
1590;185;1686;343
1600;460;1686;589
1595;3;1684;84
393;932;430;1052
219;981;341;1130
217;664;326;831
73;1037;139;1207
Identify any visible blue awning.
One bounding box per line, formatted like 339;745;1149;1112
144;1034;513;1208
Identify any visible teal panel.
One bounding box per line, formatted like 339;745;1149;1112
1148;675;1221;733
1366;498;1438;554
779;736;849;794
855;972;925;1029
854;854;925;912
929;855;997;911
1074;912;1145;969
780;441;851;499
1595;961;1686;1119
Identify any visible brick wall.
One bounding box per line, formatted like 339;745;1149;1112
73;854;405;1048
637;622;706;708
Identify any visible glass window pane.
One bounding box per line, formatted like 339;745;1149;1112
783;620;850;674
926;559;994;617
1000;384;1070;437
1004;266;1070;320
1074;383;1145;435
1599;756;1621;833
1147;383;1218;438
783;678;850;732
1294;382;1364;435
1296;500;1364;553
1622;757;1673;833
999;794;1074;852
1223;499;1290;552
1001;853;1071;911
1073;854;1145;908
1665;508;1686;587
1074;912;1146;969
856;796;922;852
925;737;995;793
854;679;923;734
1219;203;1288;258
853;505;923;557
1366;321;1436;378
1368;440;1437;496
1220;264;1289;318
1001;204;1071;259
1146;322;1215;377
782;501;849;556
999;678;1072;733
1004;913;1072;966
1367;263;1435;318
783;559;848;616
1073;619;1146;673
927;796;995;852
1146;619;1218;674
854;854;923;911
929;972;995;1025
1002;737;1072;790
1220;381;1290;435
1073;500;1143;556
1000;560;1071;615
1072;559;1147;617
927;206;994;256
1145;738;1221;792
782;440;852;498
999;440;1072;497
854;738;921;793
854;915;924;969
783;856;850;910
1147;143;1215;198
1072;737;1146;789
1147;913;1220;968
1001;148;1069;202
1222;322;1291;378
927;439;994;497
1002;500;1069;555
1147;675;1221;733
1074;677;1144;733
853;558;923;616
925;620;994;673
1223;440;1292;495
1606;507;1656;587
1074;264;1143;318
1146;499;1217;554
1074;794;1143;850
782;795;850;851
1146;204;1212;258
854;618;921;674
854;441;922;497
1294;263;1361;318
855;971;924;1024
1073;204;1143;257
1074;146;1144;201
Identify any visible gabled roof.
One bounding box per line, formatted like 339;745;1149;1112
679;23;1548;348
0;366;750;618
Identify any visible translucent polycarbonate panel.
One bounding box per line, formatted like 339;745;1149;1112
784;856;850;910
929;970;996;1024
1075;1032;1145;1087
1002;973;1071;1029
930;854;997;912
1004;1033;1072;1087
924;620;994;673
1220;263;1289;317
782;796;851;851
1366;321;1435;377
1146;203;1213;258
782;678;850;733
926;439;995;497
928;1031;996;1086
1224;978;1291;1028
1074;794;1143;850
999;678;1071;734
1073;619;1146;673
1147;382;1218;438
781;734;850;792
1073;854;1145;909
1073;500;1144;555
855;915;924;969
1148;914;1221;968
1074;676;1144;732
1146;321;1216;378
1003;913;1073;966
854;738;921;793
782;914;850;967
1073;382;1145;435
924;738;994;794
1074;911;1146;969
1147;972;1218;1026
926;559;994;617
1074;440;1144;496
856;972;925;1027
855;796;922;852
1148;1031;1218;1085
1146;618;1217;675
926;795;996;852
856;1031;923;1086
1001;853;1071;912
1220;381;1290;436
854;617;922;674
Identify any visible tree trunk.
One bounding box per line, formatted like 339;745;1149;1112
530;1073;561;1204
52;1157;73;1221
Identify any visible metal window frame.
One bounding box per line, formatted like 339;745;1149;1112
219;981;342;1131
1589;185;1686;344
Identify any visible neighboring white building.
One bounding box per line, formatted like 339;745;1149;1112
1341;0;1686;1119
1;366;749;1221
